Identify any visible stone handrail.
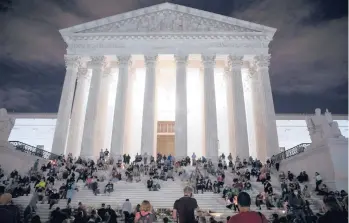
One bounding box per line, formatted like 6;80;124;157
9;141;60;160
274;143;311;162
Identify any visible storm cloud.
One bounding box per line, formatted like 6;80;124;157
0;0;347;113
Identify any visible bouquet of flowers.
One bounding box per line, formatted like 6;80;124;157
154;208;172;219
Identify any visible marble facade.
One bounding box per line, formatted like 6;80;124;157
48;3;280;161
8;116;348;158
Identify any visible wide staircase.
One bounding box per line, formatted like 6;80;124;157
11;164;325;222
12;177;231;222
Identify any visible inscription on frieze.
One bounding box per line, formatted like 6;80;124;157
70;43;125;49
79;10;258;33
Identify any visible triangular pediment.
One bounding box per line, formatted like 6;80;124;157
60;3;276;35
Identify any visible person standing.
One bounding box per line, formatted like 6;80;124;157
122;199;132;223
173;186;198;223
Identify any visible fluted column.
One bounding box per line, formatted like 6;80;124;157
201;55;219;161
123;67;136;156
254;55;279;158
94;67;113;155
140;55;158;156
226;55;250;159
51;55;80;155
81;56;107;159
225;67;235;157
65;67;91;158
110;56;132;158
249;64;267;161
174;54;188;158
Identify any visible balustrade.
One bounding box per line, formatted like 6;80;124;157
274;143;311;162
9;141;60;160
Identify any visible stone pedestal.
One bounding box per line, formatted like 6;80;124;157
0;141;47;176
279;138;348;191
0;140;15;151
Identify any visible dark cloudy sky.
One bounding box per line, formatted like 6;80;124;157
0;0;348;114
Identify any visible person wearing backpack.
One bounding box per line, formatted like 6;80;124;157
134;200;156;223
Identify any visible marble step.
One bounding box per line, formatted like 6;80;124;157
12;169;294;223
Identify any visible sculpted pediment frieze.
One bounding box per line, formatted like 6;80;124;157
78;9;259;33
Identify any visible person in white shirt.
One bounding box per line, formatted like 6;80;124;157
122;198;132;222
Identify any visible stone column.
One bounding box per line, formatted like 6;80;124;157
249;64;267;161
174;54;188;158
51;55;80;155
123;67;136;155
80;56;107;159
110;56;132;158
226;55;250;159
225;67;236;157
65;67;90;158
254;55;280;158
201;55;219;161
140;55;158;156
94;67;113;154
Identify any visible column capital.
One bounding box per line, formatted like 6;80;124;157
88;56;108;69
201;55;216;67
228;55;243;68
242;61;251;69
77;67;90;80
144;55;158;67
248;65;258;79
223;67;231;76
223;67;232;81
64;55;81;69
102;67;113;77
117;55;132;67
254;54;271;68
174;54;188;65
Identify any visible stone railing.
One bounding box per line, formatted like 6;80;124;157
274;143;311;162
9;141;60;160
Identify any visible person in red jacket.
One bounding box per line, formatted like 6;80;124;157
228;192;268;223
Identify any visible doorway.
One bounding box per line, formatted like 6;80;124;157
157;121;175;156
157;135;175;156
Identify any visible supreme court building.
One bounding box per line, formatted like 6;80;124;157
52;3;280;161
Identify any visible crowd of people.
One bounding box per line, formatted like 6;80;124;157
0;149;348;223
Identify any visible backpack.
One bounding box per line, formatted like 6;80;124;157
138;213;154;223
